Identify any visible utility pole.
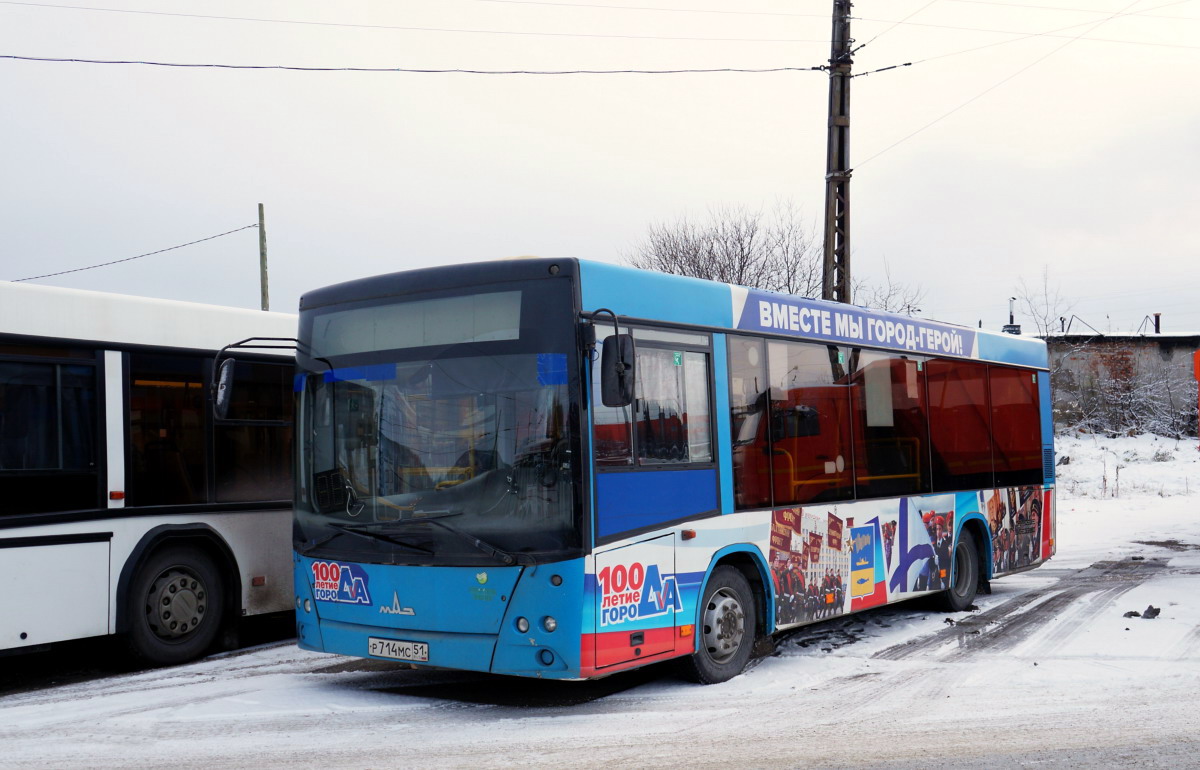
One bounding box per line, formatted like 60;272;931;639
821;0;854;304
258;203;269;311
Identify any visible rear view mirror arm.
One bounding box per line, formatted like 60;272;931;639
210;336;302;420
586;309;636;408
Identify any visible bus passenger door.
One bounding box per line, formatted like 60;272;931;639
593;534;678;668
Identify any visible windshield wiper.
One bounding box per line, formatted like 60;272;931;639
300;522;434;555
362;516;521;566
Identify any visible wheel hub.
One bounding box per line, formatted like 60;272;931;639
701;589;745;664
147;568;207;640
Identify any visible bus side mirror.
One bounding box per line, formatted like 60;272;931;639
213;358;235;420
601;334;635;407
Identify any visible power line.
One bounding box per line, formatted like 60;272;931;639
0;55;827;74
853;0;941;54
942;0;1196;19
0;1;829;44
935;30;1200;53
11;224;259;283
9;0;1189;56
854;0;1200;53
903;0;1197;66
0;0;832;20
857;0;1154;168
833;0;1200;90
465;0;830;18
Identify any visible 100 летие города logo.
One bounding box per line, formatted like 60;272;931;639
597;562;682;626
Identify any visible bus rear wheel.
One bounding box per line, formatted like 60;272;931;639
125;546;225;666
936;530;979;613
680;565;756;684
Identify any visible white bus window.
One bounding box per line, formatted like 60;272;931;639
221;360;292;422
0;359;98;514
128;354;208;506
215;424;292;502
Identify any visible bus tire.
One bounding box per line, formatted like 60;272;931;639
937;530;979;613
681;565;756;684
125;545;225;666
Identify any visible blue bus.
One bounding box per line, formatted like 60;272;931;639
287;258;1054;683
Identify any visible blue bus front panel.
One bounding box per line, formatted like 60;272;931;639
295;554;591;679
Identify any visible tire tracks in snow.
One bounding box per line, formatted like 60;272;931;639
798;558;1169;718
874;558;1168;663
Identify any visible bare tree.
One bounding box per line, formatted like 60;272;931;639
1015;267;1074;337
1014;267;1086;437
1059;352;1196;439
629;203;819;294
628;201;922;313
852;261;925;316
765;200;822;298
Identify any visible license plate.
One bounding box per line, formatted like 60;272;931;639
368;637;429;662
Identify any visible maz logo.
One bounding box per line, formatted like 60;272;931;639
379;592;415;616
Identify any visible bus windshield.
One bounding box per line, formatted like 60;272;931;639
294;283;582;566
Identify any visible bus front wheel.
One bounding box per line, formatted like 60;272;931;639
125;546;225;666
936;530;979;613
681;565;756;684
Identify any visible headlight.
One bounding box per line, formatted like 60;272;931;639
516;616;530;633
543;616;558;632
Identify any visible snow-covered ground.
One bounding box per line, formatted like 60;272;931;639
2;435;1198;769
1054;432;1200;568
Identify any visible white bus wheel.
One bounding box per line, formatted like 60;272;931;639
125;546;225;666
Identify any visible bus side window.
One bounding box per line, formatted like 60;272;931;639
214;360;294;503
927;359;993;492
848;350;931;500
128;353;208;506
729;336;771;510
989;366;1042;487
0;356;99;514
634;347;712;465
683;352;713;463
766;340;854;506
591;331;634;466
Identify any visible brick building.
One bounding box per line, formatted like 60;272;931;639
1043;332;1200;437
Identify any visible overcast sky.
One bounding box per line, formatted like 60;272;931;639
2;0;1197;334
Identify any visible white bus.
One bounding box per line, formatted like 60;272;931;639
0;281;296;665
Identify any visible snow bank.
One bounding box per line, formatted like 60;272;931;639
1056;432;1200;499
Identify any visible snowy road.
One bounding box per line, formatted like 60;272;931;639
3;435;1200;768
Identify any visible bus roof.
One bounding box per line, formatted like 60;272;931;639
576;260;1048;370
0;281;297;354
294;256;1047;370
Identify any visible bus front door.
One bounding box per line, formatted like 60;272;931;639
593;533;679;668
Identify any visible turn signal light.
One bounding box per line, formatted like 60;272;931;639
679;624;694;637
